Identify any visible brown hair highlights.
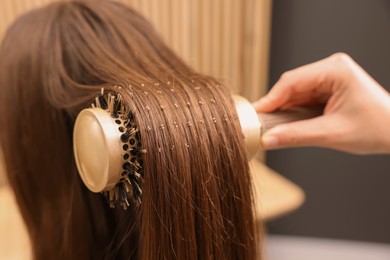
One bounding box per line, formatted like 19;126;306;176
0;1;261;259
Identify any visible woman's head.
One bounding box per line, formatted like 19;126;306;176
0;1;260;259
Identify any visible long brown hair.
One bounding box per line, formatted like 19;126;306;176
0;1;260;259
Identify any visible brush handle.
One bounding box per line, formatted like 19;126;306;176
258;106;324;133
232;95;324;158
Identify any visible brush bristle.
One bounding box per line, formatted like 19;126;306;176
92;90;145;209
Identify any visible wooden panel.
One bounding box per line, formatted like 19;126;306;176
0;186;32;259
119;0;273;100
0;0;272;101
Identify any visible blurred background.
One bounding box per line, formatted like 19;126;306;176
267;0;390;243
1;0;390;259
265;0;390;258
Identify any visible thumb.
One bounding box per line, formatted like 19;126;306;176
261;116;333;149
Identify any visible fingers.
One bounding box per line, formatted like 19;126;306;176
261;115;338;150
253;54;344;113
252;53;390;154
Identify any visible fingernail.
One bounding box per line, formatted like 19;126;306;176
262;134;279;149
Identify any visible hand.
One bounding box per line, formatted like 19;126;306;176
253;53;390;154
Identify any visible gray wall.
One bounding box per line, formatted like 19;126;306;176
267;0;390;243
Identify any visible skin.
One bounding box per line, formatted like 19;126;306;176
253;53;390;154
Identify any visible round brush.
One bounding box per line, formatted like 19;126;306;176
73;91;323;208
232;95;324;158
